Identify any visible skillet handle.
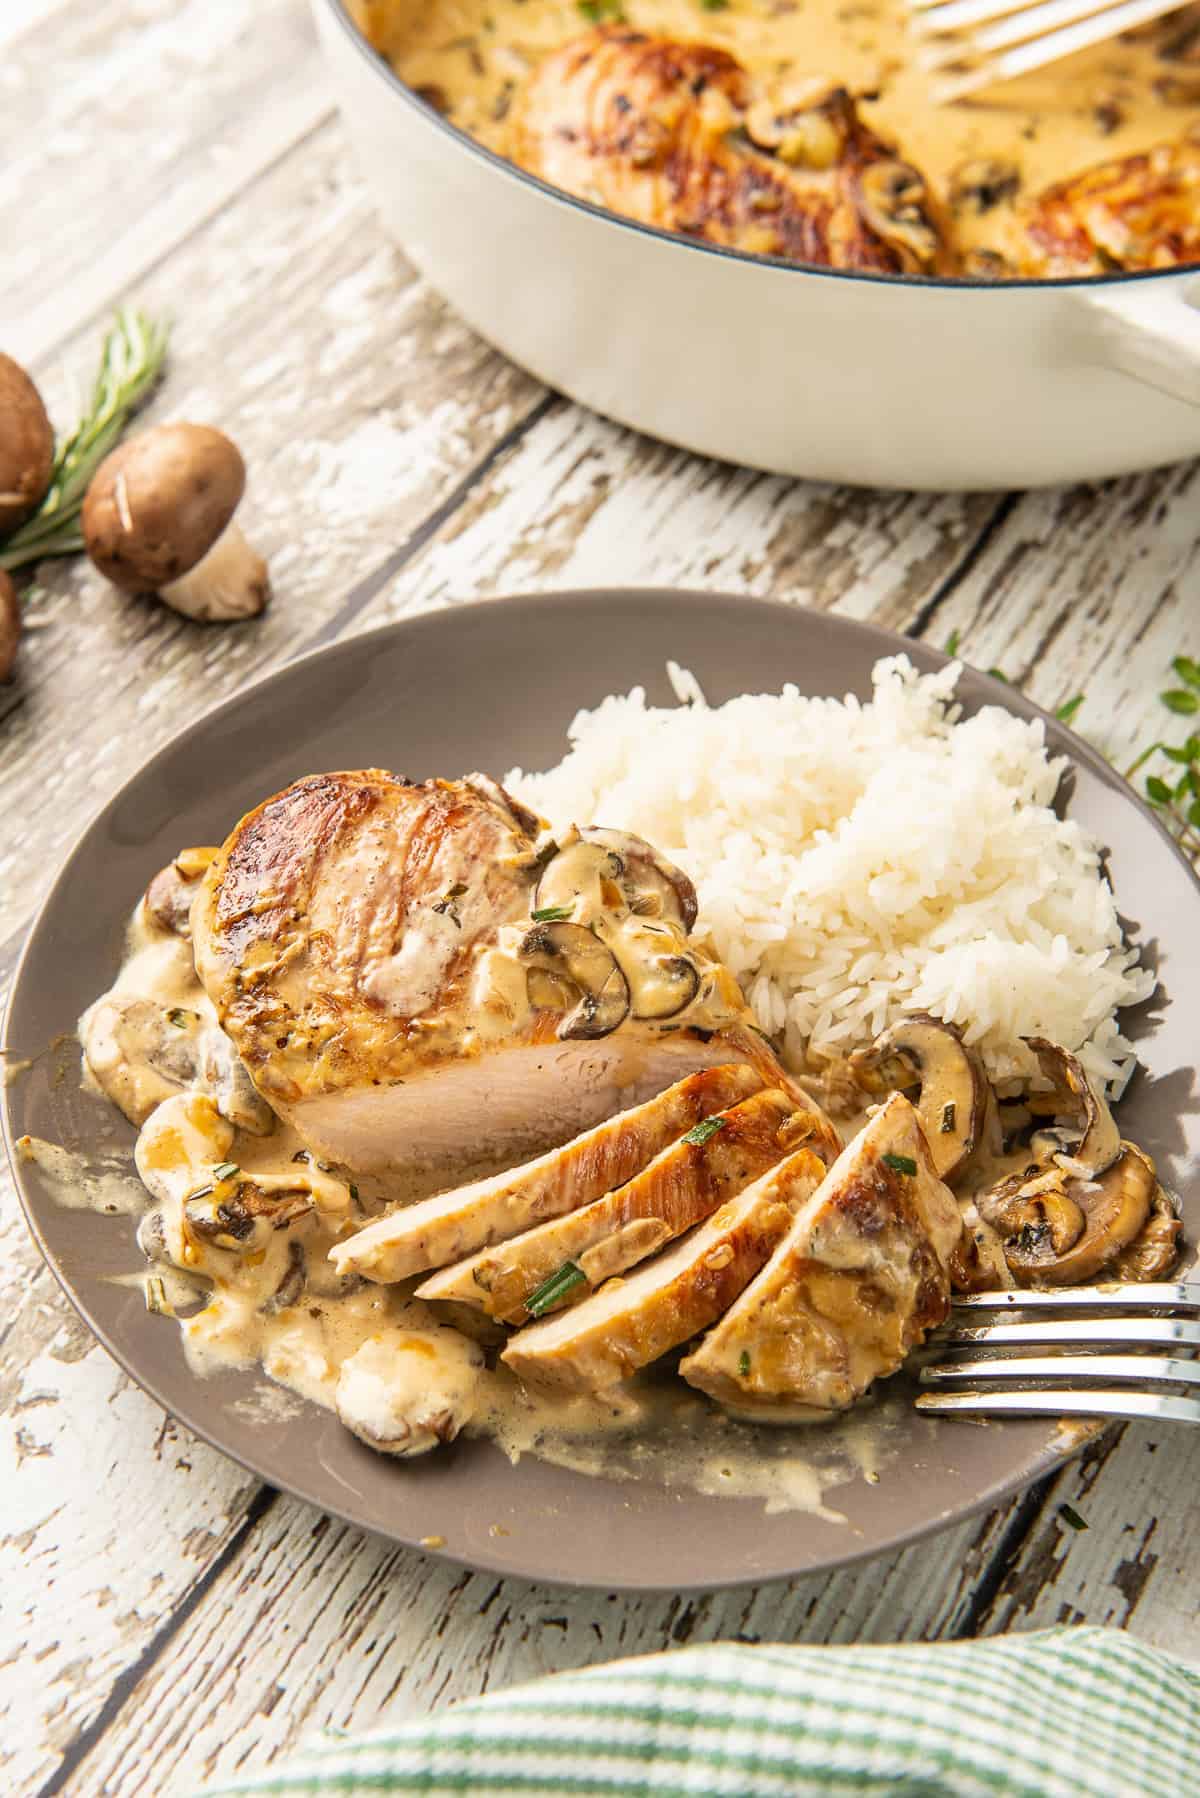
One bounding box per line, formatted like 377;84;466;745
1074;281;1200;409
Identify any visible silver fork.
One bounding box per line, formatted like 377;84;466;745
915;1282;1200;1425
909;0;1189;103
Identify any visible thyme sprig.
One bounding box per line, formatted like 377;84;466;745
0;309;170;573
1124;657;1200;858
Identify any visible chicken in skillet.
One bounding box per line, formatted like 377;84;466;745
508;27;947;275
1023;128;1200;275
190;770;839;1182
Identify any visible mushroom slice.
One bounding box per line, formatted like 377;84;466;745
849;1013;986;1182
979;1142;1156;1286
1024;1038;1121;1177
144;846;218;937
334;1327;484;1457
612;923;701;1021
1109;1185;1182;1282
464;772;545;844
82;995;201;1125
583;827;699;930
519;921;630;1038
533;834;625;920
857;160;942;273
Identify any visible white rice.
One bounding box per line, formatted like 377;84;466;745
507;655;1152;1095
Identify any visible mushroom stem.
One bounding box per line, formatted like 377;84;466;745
160;518;269;622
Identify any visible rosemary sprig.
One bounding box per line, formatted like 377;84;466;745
0;309;170;573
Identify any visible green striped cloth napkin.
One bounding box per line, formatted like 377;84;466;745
194;1626;1198;1797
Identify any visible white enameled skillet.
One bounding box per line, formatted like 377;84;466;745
313;0;1200;490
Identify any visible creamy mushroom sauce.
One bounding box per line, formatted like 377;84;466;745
49;897;893;1518
354;0;1200;266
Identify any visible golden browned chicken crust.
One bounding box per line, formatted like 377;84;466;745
508;27;947;275
1023;129;1200;275
192;770;538;1108
191;769;840;1178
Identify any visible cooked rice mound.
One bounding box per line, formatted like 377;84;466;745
509;655;1151;1094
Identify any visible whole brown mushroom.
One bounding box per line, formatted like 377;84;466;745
0;570;20;680
82;423;269;622
0;353;54;534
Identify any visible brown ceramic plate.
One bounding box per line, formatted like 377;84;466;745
5;591;1198;1591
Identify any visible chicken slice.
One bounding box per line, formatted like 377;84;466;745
192;769;837;1181
1023;129;1200;275
502;1146;827;1395
509;28;946;274
419;1086;818;1324
680;1093;964;1416
331;1062;761;1284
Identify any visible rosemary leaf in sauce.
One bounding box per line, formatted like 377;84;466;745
531;904;573;923
682;1115;726;1146
940;1101;956;1134
525;1260;587;1317
1059;1502;1089;1532
1055;695;1084;725
166;1007;192;1028
882;1152;918;1176
212;1161;240;1182
576;0;624;20
738;1350;751;1376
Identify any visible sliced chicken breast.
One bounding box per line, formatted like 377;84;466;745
501;1146;827;1395
332;1062;761;1284
191;770;837;1181
419;1086;817;1324
680;1093;964;1416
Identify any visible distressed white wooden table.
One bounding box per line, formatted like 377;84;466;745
2;3;1198;1792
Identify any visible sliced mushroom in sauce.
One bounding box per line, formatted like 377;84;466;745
849;1013;987;1182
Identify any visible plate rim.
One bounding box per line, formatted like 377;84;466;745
3;587;1194;1593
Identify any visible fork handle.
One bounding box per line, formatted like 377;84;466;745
1073;279;1200;411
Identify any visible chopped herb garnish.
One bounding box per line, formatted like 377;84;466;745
577;0;624;19
531;903;573;923
738;1350;751;1377
683;1115;726;1146
349;1183;360;1204
166;1007;192;1028
526;1261;587;1317
145;1275;169;1316
1059;1502;1088;1532
1055;694;1085;726
944;629;961;657
940;1101;956;1134
212;1161;240;1182
699;0;729;9
882;1152;918;1176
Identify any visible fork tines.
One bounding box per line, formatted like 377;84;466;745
910;0;1190;102
915;1281;1200;1426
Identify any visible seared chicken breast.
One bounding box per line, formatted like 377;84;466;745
502;1146;827;1395
509;28;946;275
192;770;836;1179
1024;129;1200;275
680;1093;963;1416
332;1063;761;1283
419;1087;821;1324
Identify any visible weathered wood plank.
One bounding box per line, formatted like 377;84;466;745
57;1492;1032;1796
2;0;334;366
0;122;545;950
0;972;267;1798
976;1423;1200;1660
